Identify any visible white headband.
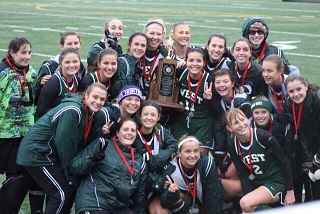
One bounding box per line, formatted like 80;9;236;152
178;137;200;149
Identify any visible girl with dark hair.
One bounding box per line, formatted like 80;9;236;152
36;47;81;118
16;83;108;213
70;118;147;214
0;37;37;213
204;33;232;74
284;73;320;200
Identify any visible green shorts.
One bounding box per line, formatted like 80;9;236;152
261;181;286;204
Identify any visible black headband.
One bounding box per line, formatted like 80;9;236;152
141;100;161;112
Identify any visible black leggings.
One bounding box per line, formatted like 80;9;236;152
26;165;76;214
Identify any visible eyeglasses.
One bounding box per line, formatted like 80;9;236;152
249;29;265;36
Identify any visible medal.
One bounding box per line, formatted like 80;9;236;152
188;198;199;214
21;95;27;102
294;132;298;140
292;101;304;142
131;176;134;185
189;111;194;118
249;173;255;180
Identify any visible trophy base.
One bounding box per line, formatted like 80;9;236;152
149;100;184;110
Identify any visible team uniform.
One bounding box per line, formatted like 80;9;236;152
173;68;214;148
69;137;147;214
87;40;123;72
211;92;251;158
159;153;223;214
203;57;232;75
284;87;320;199
36;70;79;118
118;53;140;86
229;128;294;205
78;69;126;101
229;59;264;98
166;45;192;62
135;123;177;196
0;58;37;213
16;93;98;213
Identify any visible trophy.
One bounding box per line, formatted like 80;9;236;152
148;35;183;109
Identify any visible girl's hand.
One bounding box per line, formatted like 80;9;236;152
284;190;295;206
41;75;52;85
235;86;244;94
166;175;179;193
176;61;186;68
203;82;213;100
102;121;114;134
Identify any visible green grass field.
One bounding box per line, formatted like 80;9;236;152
0;0;319;213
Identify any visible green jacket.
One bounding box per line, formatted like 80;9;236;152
87;41;123;72
159;153;223;214
0;60;37;138
17;94;88;186
118;53;139;86
70;137;147;214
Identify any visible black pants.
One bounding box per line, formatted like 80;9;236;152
26;165;76;214
0;137;32;214
79;209;134;214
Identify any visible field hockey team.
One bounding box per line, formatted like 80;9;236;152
1;16;320;214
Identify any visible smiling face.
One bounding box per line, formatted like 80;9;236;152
248;26;266;49
186;51;205;78
85;87;107;113
116;120;137;147
214;74;234;98
10;44;32;67
286;80;308;104
226;113;249;137
140;105;160;130
178;140;200;169
262;60;282;85
206;36;226;63
252;108;270;127
98;53;118;81
128;35;147;61
120;96;141;117
145;23;163;51
232;40;251;66
107;19;124;41
60;52;80;79
173;24;190;47
60;35;81;51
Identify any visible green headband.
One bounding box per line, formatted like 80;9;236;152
251;100;272;112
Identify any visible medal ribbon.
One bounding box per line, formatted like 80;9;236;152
268;118;273;134
187;71;204;109
97;71;111;90
237;128;253;171
180;158;197;199
271;75;285;114
84;100;94;145
5;57;27;94
292;101;305;135
142;54;158;81
139;127;153;158
236;62;251;85
207;59;222;74
251;42;268;61
113;136;135;178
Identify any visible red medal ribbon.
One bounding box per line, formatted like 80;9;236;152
83;100;94;145
97;71;111;90
271;75;285;114
180;158;197;199
5;57;27;94
113;136;135;178
251;42;268;61
268;118;273;134
207;59;222;74
236;62;251;85
237;128;253;171
292;101;305;134
187;71;204;109
139;127;153;158
142;54;158;81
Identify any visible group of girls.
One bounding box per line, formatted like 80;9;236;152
1;15;319;214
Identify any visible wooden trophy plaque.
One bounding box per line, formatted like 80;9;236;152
148;58;183;109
